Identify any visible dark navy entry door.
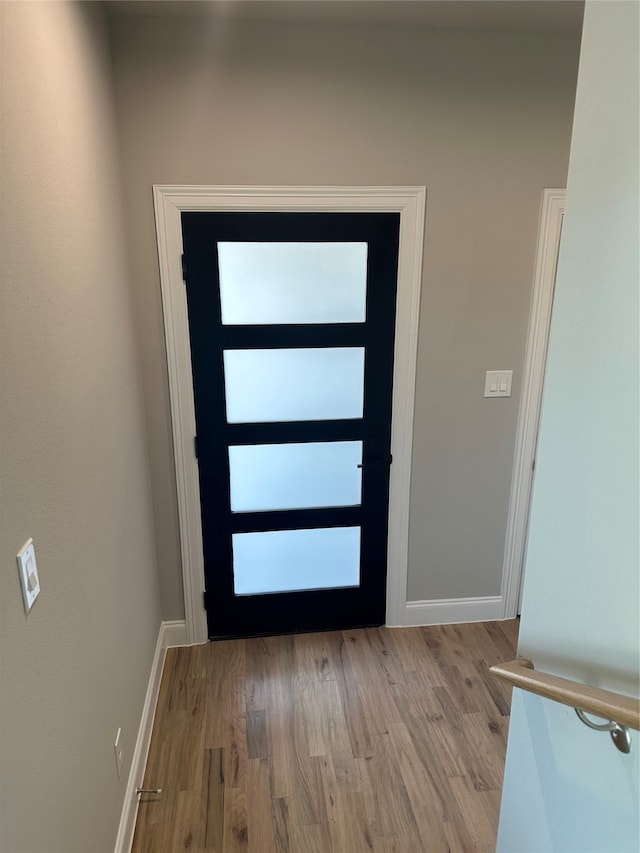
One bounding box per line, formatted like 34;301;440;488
181;212;399;639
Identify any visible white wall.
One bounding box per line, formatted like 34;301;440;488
497;1;639;849
109;14;580;619
0;3;162;850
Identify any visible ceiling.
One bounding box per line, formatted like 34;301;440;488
105;0;585;35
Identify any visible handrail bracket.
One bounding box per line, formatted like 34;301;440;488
574;708;632;754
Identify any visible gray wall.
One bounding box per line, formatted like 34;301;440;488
110;15;581;616
0;3;161;850
498;2;639;848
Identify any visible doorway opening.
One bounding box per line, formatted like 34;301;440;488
154;186;426;643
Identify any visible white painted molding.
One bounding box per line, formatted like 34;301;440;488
113;620;187;853
399;596;504;627
153;190;208;647
162;619;188;648
153;186;426;642
500;189;565;619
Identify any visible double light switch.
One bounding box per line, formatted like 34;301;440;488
484;370;513;397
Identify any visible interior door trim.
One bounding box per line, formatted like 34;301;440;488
500;188;565;619
153;185;426;644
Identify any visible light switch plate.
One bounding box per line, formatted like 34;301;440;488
484;370;513;397
114;727;124;780
17;538;40;612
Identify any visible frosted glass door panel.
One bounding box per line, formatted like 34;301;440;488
218;242;368;325
232;527;361;595
229;441;363;512
224;348;365;423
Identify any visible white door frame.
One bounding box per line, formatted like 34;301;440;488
500;189;565;618
153;186;426;644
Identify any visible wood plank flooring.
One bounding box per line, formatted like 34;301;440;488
132;620;518;853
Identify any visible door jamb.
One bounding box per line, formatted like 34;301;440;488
153;186;426;644
500;189;565;618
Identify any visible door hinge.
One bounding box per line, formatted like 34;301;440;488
203;590;208;610
194;435;198;458
181;253;187;283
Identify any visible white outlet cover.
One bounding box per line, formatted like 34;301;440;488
17;538;40;613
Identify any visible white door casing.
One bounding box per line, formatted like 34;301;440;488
500;188;565;619
153;186;426;644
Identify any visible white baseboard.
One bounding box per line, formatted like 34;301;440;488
162;619;188;648
395;596;504;627
114;619;187;853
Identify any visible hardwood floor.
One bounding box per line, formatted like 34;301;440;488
132;620;518;852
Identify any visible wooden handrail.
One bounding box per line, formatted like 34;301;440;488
490;659;640;731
